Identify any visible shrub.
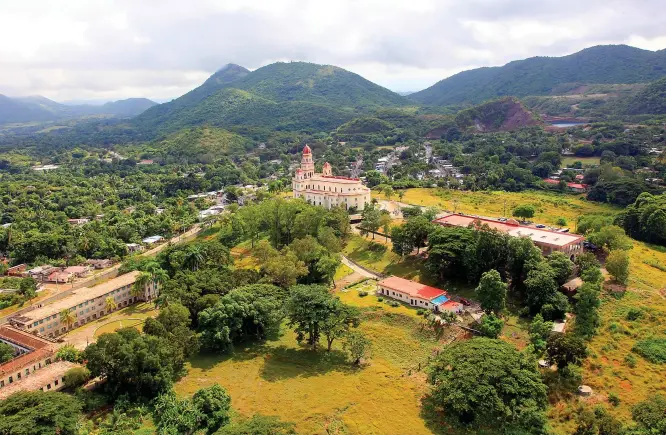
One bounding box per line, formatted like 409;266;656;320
625;354;637;368
358;291;368;297
416;309;425;316
626;308;643;321
608;392;621;406
389;301;400;308
64;367;91;389
632;338;666;363
377;297;383;302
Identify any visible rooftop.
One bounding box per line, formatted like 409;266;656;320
11;271;141;323
0;361;78;400
378;276;447;300
433;214;584;248
308;174;367;184
0;326;53;350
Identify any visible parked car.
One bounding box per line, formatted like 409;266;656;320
459;298;471;306
535;224;546;228
559;228;570;233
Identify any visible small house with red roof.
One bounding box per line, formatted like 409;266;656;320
543;178;589;193
377;276;463;313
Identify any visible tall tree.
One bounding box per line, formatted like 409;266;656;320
605;250;630;284
573;282;601;340
286;284;338;349
0;391;82;435
320;300;360;352
475;269;507;314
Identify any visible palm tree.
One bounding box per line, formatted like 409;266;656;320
152;268;169;285
132;271;151;299
398;190;405;202
183;246;205;271
104;296;117;313
59;309;76;331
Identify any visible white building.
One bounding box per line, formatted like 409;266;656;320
292;145;371;211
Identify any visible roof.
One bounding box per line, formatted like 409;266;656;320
377;276;447;300
63;266;88;274
302;145;311;155
433;214;584;248
306;174;367;185
12;271;141;323
441;300;462;308
0;326;52;350
0;347;55;378
543;179;588;189
0;361;79;400
142;235;163;243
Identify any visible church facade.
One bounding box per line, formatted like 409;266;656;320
292;145;371;211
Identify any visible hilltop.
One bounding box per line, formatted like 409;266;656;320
133;61;409;135
410;45;666;106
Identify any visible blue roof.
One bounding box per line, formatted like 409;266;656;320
431;295;449;305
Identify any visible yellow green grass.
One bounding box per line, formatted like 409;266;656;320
93;319;144;337
378;188;619;227
339;280;423;320
343;235;426;281
174;313;441;435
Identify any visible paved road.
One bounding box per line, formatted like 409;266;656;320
341;255;381;279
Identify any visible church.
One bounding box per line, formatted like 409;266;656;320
292;145;371;211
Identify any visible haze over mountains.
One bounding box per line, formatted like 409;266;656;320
0;95;157;124
2;44;666;128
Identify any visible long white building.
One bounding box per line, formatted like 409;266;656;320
292;145;371;211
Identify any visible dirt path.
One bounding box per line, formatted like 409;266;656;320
341;255;381;279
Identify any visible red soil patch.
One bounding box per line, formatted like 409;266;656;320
619;380;632;391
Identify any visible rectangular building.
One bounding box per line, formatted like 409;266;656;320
9;271;158;338
377;276;462;313
433;214;585;259
0;326;57;392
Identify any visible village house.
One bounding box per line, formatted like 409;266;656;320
46;271;72;284
142;235;164;245
543;178;589;193
126;243;143;253
67;218;90;226
63;265;90;278
85;259;113;269
6;264;27;277
377;276;463;313
9;271;159;338
433;214;585;260
292;145;371;211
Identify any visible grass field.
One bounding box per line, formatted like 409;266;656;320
174;308;446;434
377;188;619;227
561;156;601;167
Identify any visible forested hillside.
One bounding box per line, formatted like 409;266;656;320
410;45;666;106
624;77;666;115
133;62;409;135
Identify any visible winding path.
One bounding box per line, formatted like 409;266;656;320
340;255;382;279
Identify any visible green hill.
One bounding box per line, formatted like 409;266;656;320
454;97;541;132
410;45;666;106
133;61;408;134
336;117;395;134
0;95;57;124
624;77;666;115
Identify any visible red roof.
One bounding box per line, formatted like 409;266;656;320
377;276;447;300
544;179;588;189
302;145;311;155
543;179;559;185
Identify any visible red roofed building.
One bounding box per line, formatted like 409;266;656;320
292;145;371;210
543;178;589;193
377;276;461;313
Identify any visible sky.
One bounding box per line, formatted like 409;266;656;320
1;0;665;102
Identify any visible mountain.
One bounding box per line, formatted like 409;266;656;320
134;61;409;134
454;97;541;132
0;95;157;125
411;45;666;106
624;77;666;115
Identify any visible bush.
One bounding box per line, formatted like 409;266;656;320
389;301;400;308
626;308;643;321
632;338;666;363
625;354;637;368
358;291;368;297
608;392;621;406
377;297;383;302
64;367;91;389
416;309;425;316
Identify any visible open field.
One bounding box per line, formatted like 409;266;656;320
561;156;601;167
376;188;620;227
174;309;446;434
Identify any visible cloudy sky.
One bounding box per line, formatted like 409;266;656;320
1;0;665;102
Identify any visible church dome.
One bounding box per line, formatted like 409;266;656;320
302;145;312;155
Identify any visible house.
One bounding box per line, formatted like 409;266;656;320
67;218;90;226
9;271;159;338
126;243;143;253
6;264;27;277
433;214;585;260
46;271;72;284
142;235;164;245
31;165;59;172
63;265;90;278
377;276;463;313
27;265;57;282
0;326;58;396
543;179;589;193
137;159;154;165
0;361;80;399
85;259;113;269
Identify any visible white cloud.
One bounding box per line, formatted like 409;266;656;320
0;0;664;100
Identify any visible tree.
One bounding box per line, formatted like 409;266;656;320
512;204;536;220
153;390;203;435
104;296;117;313
632;395;666;434
83;328;183;400
605;250;630;284
573;282;601;340
428;338;547;431
402;215;432;254
478;313;504;338
575;252;601;273
216;415;297;435
183;245;205;271
546;333;587;368
360;204;381;239
528;314;553;353
261;247;308;288
60;308;76;330
286;284;337;349
0;391;82;435
133;271;151;298
507;236;543;287
397;190;405;202
379;213;392;242
587;225;633;251
548;252;574;285
343;330;372;365
0;342;14;363
198;289;283;351
320;300;360;352
382;185;394;201
556;217;567;227
573;406;625;435
55;344;82;363
475;269;507;314
315;254;341;287
524;262;561;315
63;367;91;389
192;384;232;434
